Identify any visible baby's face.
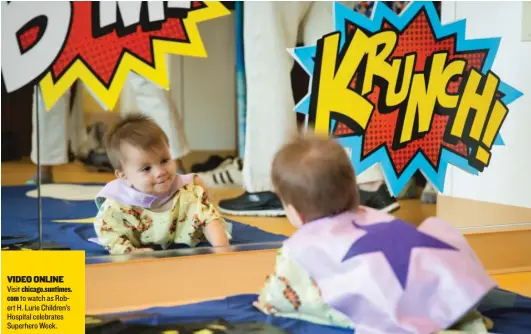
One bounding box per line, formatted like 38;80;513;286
118;142;176;196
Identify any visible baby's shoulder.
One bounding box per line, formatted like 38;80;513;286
178;173;197;186
177;182;207;198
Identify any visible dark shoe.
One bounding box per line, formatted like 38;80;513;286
191;155;231;173
359;184;400;213
218;191;285;217
81;151;114;173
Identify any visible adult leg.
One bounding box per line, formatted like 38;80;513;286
220;2;399;215
218;1;313;216
28;87;71;184
120;70;190;173
68;81;89;160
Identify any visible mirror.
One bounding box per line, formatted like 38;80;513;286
18;3;288;262
0;1;436;262
5;1;528;266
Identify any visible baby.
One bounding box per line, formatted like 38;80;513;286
93;114;231;255
254;134;496;333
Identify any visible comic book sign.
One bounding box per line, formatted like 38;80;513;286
292;1;523;195
1;1;229;110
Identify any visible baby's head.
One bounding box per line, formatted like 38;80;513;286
272;134;360;227
105;114;176;195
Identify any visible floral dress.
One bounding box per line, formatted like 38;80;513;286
94;184;231;255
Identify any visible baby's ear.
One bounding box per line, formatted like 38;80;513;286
285;203;305;228
115;169;127;182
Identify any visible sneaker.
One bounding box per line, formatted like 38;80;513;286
421;182;438;204
191;155;229;173
196;157;243;189
218;191;285;217
359;184;400;213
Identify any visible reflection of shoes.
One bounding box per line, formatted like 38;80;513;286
397;178;419;199
359;184;400;213
25;171;53;185
421;182;438;204
191;155;230;173
80;151;114;173
218;191;285;217
197;158;243;189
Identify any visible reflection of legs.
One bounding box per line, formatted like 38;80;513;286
220;2;398;215
218;2;313;216
242;2;312;193
28;87;72;184
68;82;89;160
120;72;190;172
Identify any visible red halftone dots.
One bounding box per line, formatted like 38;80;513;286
334;11;488;173
18;26;40;51
17;2;205;86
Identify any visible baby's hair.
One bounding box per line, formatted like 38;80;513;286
271;133;360;223
104;113;169;170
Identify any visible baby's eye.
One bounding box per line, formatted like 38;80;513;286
141;166;151;172
161;158;169;164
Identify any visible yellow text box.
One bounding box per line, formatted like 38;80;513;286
2;251;85;333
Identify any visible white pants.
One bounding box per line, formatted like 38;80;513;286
243;1;384;192
120;71;190;160
31;74;189;165
31;83;86;166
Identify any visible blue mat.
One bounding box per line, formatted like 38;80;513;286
1;185;287;256
110;289;531;333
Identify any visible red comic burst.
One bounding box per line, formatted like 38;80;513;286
12;1;229;111
18;2;204;87
333;11;488;175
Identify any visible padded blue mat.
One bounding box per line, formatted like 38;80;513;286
111;289;531;333
1;185;287;256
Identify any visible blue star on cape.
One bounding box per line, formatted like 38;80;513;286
342;219;457;289
290;1;523;196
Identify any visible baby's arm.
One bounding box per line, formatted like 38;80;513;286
184;185;230;248
94;201;146;255
193;175;210;200
203;219;229;248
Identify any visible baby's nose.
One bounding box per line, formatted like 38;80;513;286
155;167;166;177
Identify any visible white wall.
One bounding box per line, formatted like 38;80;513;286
169;13;236;151
442;2;531;209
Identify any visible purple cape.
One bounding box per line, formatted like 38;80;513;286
284;207;496;334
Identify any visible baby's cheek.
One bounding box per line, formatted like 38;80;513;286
138;177;152;192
